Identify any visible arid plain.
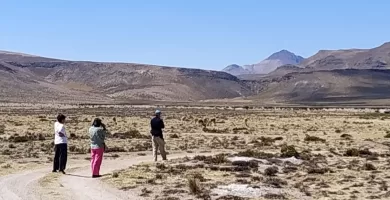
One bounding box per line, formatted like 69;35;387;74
1;104;390;200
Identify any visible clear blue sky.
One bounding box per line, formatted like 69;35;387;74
1;0;389;70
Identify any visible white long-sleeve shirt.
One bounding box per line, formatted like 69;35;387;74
54;122;68;144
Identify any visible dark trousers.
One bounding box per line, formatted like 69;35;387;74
53;143;67;171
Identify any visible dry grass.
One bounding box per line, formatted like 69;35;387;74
304;134;326;143
264;166;279;176
187;177;201;194
2;105;390;199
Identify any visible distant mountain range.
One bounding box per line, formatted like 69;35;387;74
239;42;390;105
1;42;390;105
0;51;262;103
223;50;304;75
224;42;390;76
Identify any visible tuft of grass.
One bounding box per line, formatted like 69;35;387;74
363;163;377;171
187;171;205;182
188;177;201;194
345;148;360;157
237;149;275;159
273;136;284;141
307;167;330;174
0;125;5;135
202;127;228;134
304;135;326;143
340;134;353;140
69;145;89;154
282;166;298;174
385;131;390;138
158;197;181;200
193;155;207;161
264;177;287;188
112;129;147;139
210;154;228;164
380;180;388;191
259;136;276;145
251;176;262;182
294;182;312;196
112;171;119;178
1;163;12;169
156;163;167;170
216;195;246;200
345;148;375;157
155;174;163;179
170;133;180;139
105;146;126;153
39;118;49;122
306;126;318;131
264;166;279;176
140;188;152;197
264;193;287;199
232;127;248;134
329;148;342;156
280;144;299;158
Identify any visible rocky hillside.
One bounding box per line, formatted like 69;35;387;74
249;69;390;104
0;52;260;103
300;42;390;70
236;42;390;105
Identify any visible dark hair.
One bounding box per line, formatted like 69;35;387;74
92;118;102;127
57;114;66;123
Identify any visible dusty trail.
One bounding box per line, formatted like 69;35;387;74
0;161;86;200
0;151;229;200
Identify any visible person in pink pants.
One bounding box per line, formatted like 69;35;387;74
89;118;107;178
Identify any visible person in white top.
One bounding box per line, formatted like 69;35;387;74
53;114;68;174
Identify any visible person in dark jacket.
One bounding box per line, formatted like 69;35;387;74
150;110;167;161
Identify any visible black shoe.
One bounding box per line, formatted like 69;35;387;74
59;170;66;174
92;175;102;178
52;170;57;173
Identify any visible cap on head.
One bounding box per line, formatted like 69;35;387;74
155;110;161;115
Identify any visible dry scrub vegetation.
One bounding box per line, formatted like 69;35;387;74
1;106;390;199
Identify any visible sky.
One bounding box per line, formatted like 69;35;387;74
1;0;390;70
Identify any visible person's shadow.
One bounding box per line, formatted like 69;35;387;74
65;174;109;178
65;174;92;178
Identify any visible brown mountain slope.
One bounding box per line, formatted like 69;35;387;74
0;52;259;103
300;42;390;70
249;69;390;104
238;42;390;105
0;50;62;62
0;61;113;103
40;62;256;101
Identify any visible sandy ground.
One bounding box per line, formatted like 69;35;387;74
0;151;230;200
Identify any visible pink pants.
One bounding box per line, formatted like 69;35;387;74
91;148;104;176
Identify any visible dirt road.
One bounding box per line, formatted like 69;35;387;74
0;151;227;200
